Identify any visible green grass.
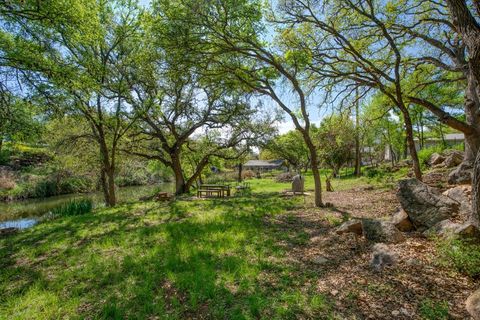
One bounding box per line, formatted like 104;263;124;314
0;192;338;319
419;299;450;320
437;238;480;278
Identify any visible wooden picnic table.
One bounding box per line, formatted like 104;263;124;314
197;184;231;198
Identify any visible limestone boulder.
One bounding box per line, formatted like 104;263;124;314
336;220;363;235
429;153;445;166
391;209;414;232
362;219;405;243
370;243;396;271
397;179;459;230
443;185;472;218
443;150;464;168
448;162;473;185
466;288;480;320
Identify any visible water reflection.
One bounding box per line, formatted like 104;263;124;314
0;184;173;229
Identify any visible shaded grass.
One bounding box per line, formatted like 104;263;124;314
0;193;336;319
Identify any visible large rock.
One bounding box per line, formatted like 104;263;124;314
443;150;464;168
443;185;472;218
448;162;473;185
429;153;446;166
397;179;460;230
370;243;396;271
422;170;449;187
362;219;405;243
425;219;479;238
466;288;480;320
391;209;414;232
336;220;363;235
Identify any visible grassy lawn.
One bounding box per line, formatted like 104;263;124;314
3;169;471;319
0;186;337;319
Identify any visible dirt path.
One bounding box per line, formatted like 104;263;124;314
272;188;477;319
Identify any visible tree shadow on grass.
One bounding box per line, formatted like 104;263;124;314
0;194;335;319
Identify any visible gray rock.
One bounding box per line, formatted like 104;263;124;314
443;185;472;218
456;223;480;238
336;220;363;235
448;162;473;185
425;220;479;238
466;288;480;320
292;174;305;193
312;256;329;265
425;219;460;237
397;179;459;231
391;209;414;232
370;243;396;271
429;153;445;166
362;219;405;243
443;150;464;168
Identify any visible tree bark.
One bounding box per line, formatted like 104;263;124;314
172;154;187;195
402;109;422;180
238;162;243;182
105;166;116;207
354;93;361;176
305;138;323;207
473;148;480;227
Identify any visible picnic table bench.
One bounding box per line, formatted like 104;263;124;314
197;184;231;198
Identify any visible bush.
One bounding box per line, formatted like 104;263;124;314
50;199;93;216
242;170;255;179
275;172;293;182
438;238;480;278
364;167;382;178
417;145;444;169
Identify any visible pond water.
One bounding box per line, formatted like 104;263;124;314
0;183;173;229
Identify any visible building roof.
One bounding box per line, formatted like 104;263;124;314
244;159;284;167
413;132;464;142
444;133;464;140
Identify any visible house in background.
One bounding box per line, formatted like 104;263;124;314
384;132;465;161
243;159;286;173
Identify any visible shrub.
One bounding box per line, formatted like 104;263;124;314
364;167;382;178
275;172;293;182
417;145;444;169
438;238;480;278
242;170;255;179
50;199;93;216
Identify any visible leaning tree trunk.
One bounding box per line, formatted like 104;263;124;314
472;148;480;227
402;109;422;180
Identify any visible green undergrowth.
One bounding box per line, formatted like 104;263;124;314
437;237;480;278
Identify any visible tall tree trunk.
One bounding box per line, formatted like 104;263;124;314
402;109;422;180
354;92;361;176
98;139;116;207
464;71;480;164
105;166;116;207
0;137;3;154
172;155;186;195
238;162;243;182
306;140;323;207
